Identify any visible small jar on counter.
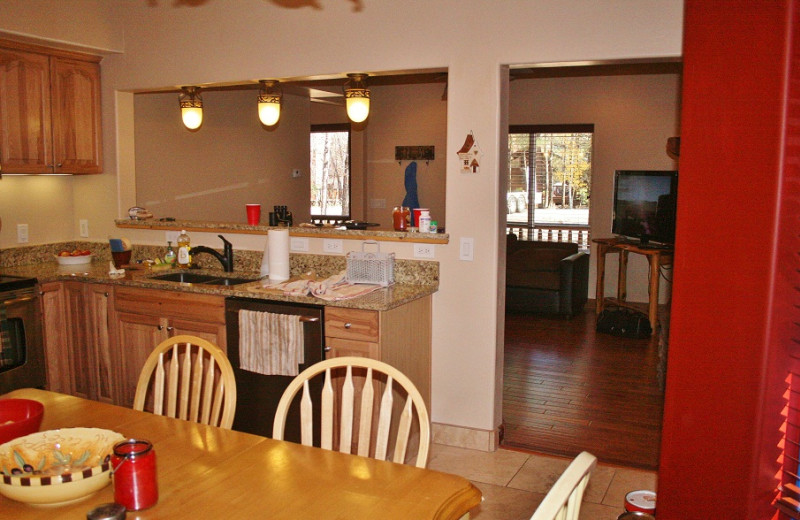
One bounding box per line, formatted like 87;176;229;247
392;206;410;231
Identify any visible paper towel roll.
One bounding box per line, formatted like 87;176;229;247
268;229;290;281
259;238;270;277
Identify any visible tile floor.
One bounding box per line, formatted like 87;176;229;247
428;443;657;519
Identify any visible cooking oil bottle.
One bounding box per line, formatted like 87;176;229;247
177;230;191;269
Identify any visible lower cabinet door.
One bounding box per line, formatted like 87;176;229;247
116;312;166;408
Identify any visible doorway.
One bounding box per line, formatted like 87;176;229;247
501;62;681;470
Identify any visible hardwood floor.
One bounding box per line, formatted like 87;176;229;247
502;307;665;470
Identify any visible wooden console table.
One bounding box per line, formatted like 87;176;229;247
593;237;674;334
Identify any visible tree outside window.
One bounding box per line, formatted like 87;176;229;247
310;124;350;218
508;125;593;230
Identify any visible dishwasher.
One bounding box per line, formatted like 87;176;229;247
225;297;325;442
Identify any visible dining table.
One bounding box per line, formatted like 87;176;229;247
0;388;482;519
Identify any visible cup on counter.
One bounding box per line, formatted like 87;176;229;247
246;204;261;225
412;208;429;227
111;250;132;268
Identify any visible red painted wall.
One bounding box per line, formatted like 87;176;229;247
658;1;791;518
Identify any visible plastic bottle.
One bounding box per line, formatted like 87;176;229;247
177;230;191;269
419;210;431;233
164;241;176;266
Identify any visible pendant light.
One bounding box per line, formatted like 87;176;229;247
179;86;203;130
257;80;282;126
344;73;370;123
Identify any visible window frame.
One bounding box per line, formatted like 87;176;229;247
310;123;352;220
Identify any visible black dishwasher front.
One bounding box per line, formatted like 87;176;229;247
225;297;325;442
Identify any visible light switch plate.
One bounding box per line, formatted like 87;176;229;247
17;224;28;244
459;237;474;261
79;219;89;237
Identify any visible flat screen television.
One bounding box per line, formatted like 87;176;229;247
612;170;678;246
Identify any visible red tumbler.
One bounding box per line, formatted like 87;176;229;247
112;439;158;511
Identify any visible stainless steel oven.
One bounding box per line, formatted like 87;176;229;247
0;275;45;393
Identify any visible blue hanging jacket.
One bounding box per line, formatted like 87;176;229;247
402;161;420;209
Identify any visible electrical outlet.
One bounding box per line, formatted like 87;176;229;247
166;231;180;243
292;168;301;178
17;224;28;244
79;219;89;238
323;239;343;254
370;198;386;209
459;237;474;261
290;237;309;252
413;243;435;259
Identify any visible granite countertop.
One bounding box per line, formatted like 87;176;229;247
2;260;436;311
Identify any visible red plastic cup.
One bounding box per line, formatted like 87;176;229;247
246;204;261;225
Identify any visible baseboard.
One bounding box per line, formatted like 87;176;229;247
432;422;500;452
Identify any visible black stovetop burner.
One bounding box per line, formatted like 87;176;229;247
0;274;37;292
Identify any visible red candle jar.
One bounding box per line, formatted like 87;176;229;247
112;439;158;511
392;206;410;231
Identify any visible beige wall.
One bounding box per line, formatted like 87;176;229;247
510;73;682;303
365;83;447;228
133;81;447;228
135;90;311;223
0;0;684;443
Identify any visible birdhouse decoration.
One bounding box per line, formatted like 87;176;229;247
457;132;482;174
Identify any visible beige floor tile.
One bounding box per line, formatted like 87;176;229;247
506;452;571;494
469;481;545;520
602;466;658;508
429;444;531;486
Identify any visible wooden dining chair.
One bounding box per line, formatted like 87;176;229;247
529;451;597;520
272;356;431;468
133;335;237;429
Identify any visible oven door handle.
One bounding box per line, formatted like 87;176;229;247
3;295;36;306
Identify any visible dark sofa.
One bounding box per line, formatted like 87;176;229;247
505;234;590;317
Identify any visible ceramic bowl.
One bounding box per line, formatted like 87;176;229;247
0;427;124;506
54;254;93;266
0;399;44;445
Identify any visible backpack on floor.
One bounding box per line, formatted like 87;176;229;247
596;307;652;339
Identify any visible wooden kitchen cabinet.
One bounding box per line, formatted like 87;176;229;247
114;287;226;407
39;282;115;402
324;296;432;409
0;40;102;175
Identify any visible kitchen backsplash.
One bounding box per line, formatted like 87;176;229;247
0;242;438;286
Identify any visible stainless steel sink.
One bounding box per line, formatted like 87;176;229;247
150;272;258;286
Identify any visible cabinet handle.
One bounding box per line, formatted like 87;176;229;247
157;325;163;330
166;326;174;332
104;292;109;297
344;322;352;329
324;346;332;352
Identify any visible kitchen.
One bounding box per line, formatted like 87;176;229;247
0;2;683;454
3;1;748;517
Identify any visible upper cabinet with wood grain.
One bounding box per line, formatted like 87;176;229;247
0;40;102;175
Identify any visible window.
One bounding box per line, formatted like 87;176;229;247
508;125;593;246
310;124;350;218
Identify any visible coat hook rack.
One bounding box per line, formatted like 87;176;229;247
395;145;435;166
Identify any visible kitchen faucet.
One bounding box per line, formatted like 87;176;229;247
191;235;234;272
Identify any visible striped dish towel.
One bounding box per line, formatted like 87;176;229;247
238;310;304;376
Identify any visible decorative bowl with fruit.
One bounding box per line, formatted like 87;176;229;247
0;427;124;505
55;249;93;265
